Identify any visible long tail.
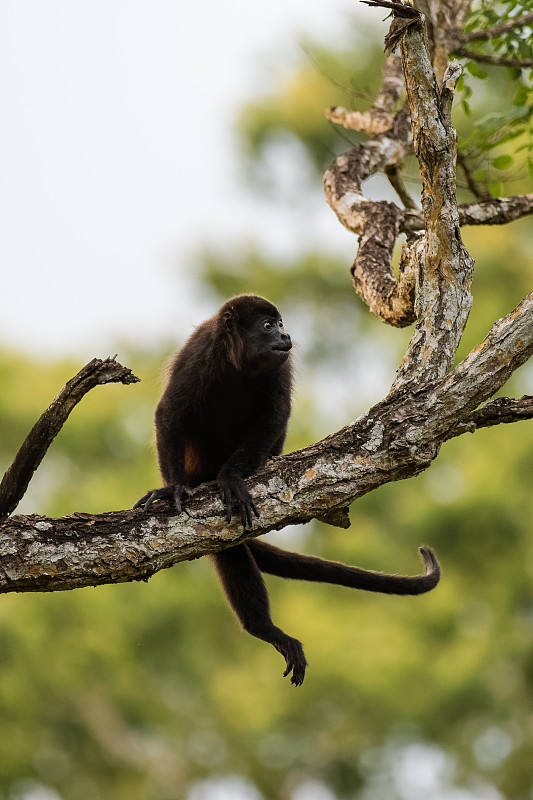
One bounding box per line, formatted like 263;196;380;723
247;540;440;596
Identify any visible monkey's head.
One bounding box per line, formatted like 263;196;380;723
220;294;292;374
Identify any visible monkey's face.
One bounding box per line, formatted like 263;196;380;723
242;315;292;374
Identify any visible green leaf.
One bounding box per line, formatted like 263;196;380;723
466;61;488;80
491;154;514;170
513;85;530;107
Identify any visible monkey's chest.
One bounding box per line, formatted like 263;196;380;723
184;385;264;479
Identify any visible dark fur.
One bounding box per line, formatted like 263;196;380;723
135;294;440;685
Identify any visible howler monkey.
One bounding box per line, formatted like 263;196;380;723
135;294;440;686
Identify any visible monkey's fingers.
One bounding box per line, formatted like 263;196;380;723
281;639;307;686
217;477;259;529
133;491;153;509
238;498;259;530
283;661;306;687
217;485;233;523
172;485;193;512
133;486;190;512
142;488;172;511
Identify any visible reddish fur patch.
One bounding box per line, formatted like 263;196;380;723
184;443;203;481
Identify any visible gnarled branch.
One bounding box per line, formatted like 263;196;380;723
0;357;139;522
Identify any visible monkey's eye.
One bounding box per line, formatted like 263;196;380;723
263;321;274;331
278;319;283;328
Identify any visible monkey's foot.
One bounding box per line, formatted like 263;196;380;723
281;638;308;687
133;485;192;512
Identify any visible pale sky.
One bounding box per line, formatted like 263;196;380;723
1;0;372;358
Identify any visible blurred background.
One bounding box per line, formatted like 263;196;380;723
1;1;533;798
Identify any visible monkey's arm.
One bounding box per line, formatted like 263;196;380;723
217;398;290;528
133;402;192;512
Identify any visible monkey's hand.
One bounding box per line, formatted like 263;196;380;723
281;637;308;687
133;485;192;513
217;471;259;529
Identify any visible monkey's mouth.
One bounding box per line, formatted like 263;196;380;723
272;343;292;352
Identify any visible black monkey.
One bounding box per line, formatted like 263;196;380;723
135;294;440;685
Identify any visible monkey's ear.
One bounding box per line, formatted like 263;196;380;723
222;306;237;330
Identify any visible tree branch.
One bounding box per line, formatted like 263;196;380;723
458;13;533;43
323;106;416;327
445;396;533;440
0;357;140;522
325;4;532;332
401;193;533;231
457;151;491;201
453;47;533;68
391;17;474;389
326;55;404;135
3;291;533;594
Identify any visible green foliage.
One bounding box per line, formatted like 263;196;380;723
455;0;533;189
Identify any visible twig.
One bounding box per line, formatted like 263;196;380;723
457;152;491;201
385;164;419;209
459;14;533;43
453;47;533;68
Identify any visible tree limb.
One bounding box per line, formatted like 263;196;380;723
326;55;404;135
445;396;533;440
458;13;533;43
2;290;533;594
401;193;533;231
0;357;140;522
391;19;474;389
453;47;533;68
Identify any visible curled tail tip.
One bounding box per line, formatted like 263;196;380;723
418;545;441;584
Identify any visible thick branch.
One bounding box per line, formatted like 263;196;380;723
0;358;140;522
3;293;533;594
392;20;474;389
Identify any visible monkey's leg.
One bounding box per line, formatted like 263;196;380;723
248;540;440;596
212;545;308;686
